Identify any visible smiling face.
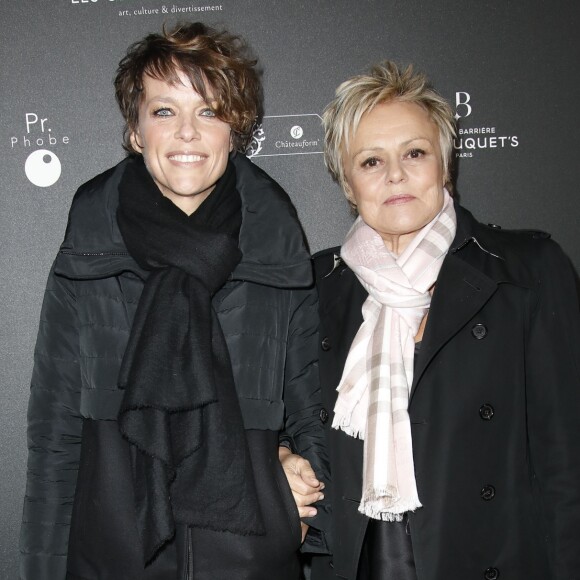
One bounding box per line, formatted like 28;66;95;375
130;71;233;215
343;100;446;255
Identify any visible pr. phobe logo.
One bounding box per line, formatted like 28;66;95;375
25;150;61;187
10;113;70;187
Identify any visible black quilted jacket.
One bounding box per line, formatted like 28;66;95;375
20;153;329;579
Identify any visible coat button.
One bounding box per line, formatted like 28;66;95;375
321;337;331;351
484;567;500;579
319;408;329;424
480;485;496;501
471;323;487;339
479;403;495;421
487;223;502;229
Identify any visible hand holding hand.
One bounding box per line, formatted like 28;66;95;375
278;447;325;541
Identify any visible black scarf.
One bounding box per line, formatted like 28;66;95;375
117;156;264;565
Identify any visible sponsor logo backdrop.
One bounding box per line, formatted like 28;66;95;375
2;1;578;575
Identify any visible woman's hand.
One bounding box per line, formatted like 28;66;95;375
278;446;325;542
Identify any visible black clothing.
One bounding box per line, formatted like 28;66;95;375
20;154;329;579
356;519;416;580
117;158;261;562
66;424;301;580
311;203;580;580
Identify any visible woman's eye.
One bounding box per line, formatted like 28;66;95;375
407;148;425;159
361;157;380;168
200;108;216;118
153;107;172;117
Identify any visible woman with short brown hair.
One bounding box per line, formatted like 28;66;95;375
20;22;327;580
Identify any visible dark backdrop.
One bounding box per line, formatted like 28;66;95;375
2;1;578;576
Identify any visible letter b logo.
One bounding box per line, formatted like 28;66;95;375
455;92;472;119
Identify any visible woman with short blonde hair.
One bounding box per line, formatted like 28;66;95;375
310;61;580;580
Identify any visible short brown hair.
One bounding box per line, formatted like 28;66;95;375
114;21;262;153
323;61;456;199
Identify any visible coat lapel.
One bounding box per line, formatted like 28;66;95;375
410;250;498;403
319;203;505;405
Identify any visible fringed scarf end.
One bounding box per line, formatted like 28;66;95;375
332;413;366;439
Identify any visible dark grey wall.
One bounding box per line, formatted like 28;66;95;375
2;1;579;576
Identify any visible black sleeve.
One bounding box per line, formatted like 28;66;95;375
20;267;83;580
525;240;580;577
282;285;330;554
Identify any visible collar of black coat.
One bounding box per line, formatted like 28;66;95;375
54;152;313;289
314;201;550;405
314;201;545;291
449;201;547;289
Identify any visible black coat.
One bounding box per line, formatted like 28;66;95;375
20;154;328;579
311;204;580;580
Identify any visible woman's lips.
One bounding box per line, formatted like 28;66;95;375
384;194;415;205
167;153;206;163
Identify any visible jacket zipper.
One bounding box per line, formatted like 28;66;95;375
59;250;130;257
186;526;193;580
56;249;142;281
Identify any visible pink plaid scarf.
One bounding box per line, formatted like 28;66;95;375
333;190;456;520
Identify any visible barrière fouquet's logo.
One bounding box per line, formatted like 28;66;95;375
453;92;519;158
10;113;70;187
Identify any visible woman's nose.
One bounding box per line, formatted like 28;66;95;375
175;116;200;142
386;160;405;183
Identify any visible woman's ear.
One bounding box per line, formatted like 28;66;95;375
343;180;355;206
130;129;144;152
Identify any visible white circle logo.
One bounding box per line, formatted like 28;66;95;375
25;149;62;187
290;125;303;139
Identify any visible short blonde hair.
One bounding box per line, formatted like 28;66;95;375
322;61;456;199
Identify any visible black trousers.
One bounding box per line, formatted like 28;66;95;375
67;421;302;580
